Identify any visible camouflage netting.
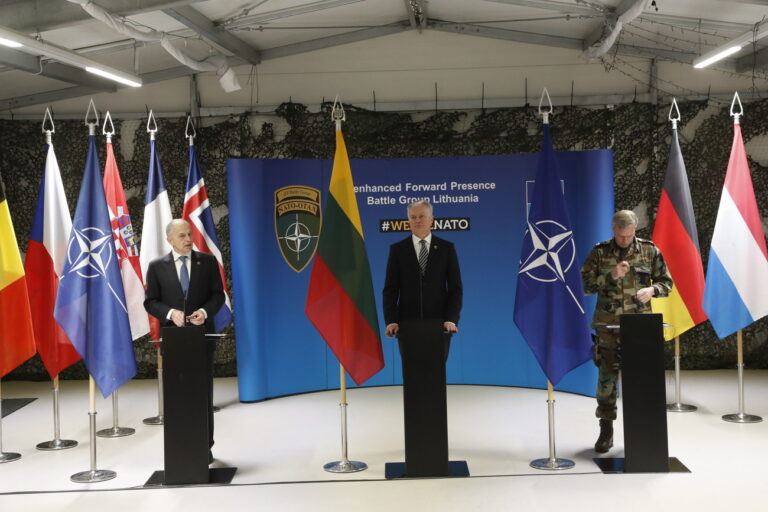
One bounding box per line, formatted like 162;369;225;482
1;99;766;381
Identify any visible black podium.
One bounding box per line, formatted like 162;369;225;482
146;326;236;486
385;319;469;479
594;314;688;474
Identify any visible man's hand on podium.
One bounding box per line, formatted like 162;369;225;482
443;321;457;333
385;323;399;338
187;309;206;326
170;309;185;327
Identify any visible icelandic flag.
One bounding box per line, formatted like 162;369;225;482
513;125;593;385
139;137;173;341
103;139;149;340
25;144;81;379
702;121;768;338
182;144;233;331
54;135;137;397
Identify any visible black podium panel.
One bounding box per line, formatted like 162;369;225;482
620;313;669;473
396;319;456;478
162;326;210;485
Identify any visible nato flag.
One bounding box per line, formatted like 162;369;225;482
54;135;137;397
513;125;593;385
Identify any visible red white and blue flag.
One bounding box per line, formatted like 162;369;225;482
182;144;233;331
703;119;768;338
103;139;149;340
139;137;174;341
25;144;81;378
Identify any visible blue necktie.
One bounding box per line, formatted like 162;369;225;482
179;255;190;295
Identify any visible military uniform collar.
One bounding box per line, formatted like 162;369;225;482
610;236;639;257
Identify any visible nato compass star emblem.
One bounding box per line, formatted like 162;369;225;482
519;219;585;314
278;216;319;260
64;226;127;310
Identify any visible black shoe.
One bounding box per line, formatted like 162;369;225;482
594;419;613;453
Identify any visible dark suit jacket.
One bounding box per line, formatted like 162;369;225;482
144;250;225;334
382;234;462;326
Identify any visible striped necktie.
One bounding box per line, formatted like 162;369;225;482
418;239;428;275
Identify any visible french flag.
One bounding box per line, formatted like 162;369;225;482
702;119;768;338
139;136;174;341
182;144;233;331
24;144;81;379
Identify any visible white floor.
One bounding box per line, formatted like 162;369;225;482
1;370;767;511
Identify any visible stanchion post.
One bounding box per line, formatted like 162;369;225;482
666;336;697;412
71;376;116;482
723;330;762;423
97;389;135;438
530;381;575;470
0;379;22;463
323;364;367;473
144;346;164;425
36;376;78;450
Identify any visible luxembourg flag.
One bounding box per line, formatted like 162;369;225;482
702;117;768;339
182;144;233;331
103;138;150;340
139;136;173;341
25;143;81;379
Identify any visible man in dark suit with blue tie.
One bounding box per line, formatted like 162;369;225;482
144;219;224;462
383;200;462;346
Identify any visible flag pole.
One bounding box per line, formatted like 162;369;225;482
0;379;22;463
70;376;116;482
530;380;575;470
722;330;762;423
323;364;367;474
36;376;79;450
666;336;697;412
143;347;164;425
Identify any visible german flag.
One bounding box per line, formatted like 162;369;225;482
0;169;36;377
651;128;707;339
305;129;384;385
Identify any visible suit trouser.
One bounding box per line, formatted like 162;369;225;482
206;343;215;450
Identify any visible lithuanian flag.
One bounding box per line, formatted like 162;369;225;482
651;128;707;339
0;170;36;376
305;129;384;385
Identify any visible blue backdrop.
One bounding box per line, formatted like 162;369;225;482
227;151;614;402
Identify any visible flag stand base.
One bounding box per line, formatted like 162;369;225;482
0;452;21;464
722;413;762;423
323;460;367;473
36;439;77;450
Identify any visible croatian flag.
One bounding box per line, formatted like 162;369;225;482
182;144;233;331
25;144;81;379
702;119;768;338
54;135;137;397
139;137;173;341
103;139;149;340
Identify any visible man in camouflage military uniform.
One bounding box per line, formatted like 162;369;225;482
581;210;672;453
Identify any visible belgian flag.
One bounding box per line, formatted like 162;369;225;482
305;129;384;385
651;128;707;339
0;169;36;376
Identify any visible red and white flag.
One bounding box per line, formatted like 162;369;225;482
24;143;80;378
103;140;150;340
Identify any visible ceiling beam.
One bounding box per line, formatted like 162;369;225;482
0;0;202;33
163;5;261;65
431;20;583;50
582;0;639;50
0;47;117;90
223;0;365;29
259;22;411;60
482;0;600;16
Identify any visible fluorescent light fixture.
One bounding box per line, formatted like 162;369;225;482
0;36;22;48
85;67;141;88
0;24;142;87
693;23;768;69
693;45;742;69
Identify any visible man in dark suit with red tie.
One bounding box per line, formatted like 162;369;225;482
144;218;224;462
382;200;463;348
